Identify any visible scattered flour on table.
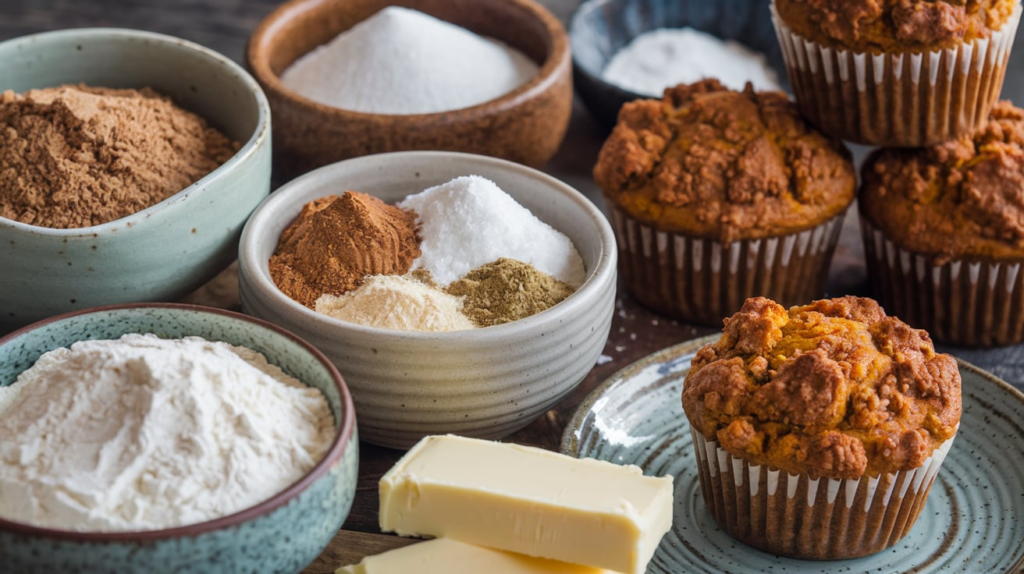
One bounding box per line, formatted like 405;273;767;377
280;6;538;115
603;28;781;96
315;274;476;332
0;334;335;532
398;176;586;287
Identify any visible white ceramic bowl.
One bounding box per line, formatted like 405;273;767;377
238;151;616;449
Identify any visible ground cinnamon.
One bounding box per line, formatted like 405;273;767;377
0;84;238;229
269;192;421;308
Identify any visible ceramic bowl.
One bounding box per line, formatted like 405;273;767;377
0;28;272;334
246;0;572;179
0;303;358;573
238;151;617;449
570;0;789;127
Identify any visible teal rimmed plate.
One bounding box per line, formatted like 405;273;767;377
562;336;1024;573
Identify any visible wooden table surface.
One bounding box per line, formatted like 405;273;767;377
4;1;1024;571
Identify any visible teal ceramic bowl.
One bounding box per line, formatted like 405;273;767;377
0;28;272;334
0;304;358;573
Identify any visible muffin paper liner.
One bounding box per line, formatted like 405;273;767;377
610;206;845;325
860;217;1024;347
771;0;1022;147
691;428;955;560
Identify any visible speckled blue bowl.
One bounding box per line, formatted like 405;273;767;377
0;28;272;334
570;0;789;127
0;304;358;574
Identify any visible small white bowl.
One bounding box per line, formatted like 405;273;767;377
238;151;616;449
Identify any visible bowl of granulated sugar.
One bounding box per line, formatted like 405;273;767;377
247;0;572;178
238;151;616;449
0;28;272;334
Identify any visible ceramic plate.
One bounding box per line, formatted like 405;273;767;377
562;336;1024;573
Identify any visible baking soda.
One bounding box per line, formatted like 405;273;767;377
603;28;780;96
281;7;538;115
398;176;586;288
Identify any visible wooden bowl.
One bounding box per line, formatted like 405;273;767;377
247;0;572;178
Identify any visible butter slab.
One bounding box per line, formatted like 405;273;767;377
335;538;616;574
378;435;674;574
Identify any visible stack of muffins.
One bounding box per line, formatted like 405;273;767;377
595;0;1024;348
592;0;1021;562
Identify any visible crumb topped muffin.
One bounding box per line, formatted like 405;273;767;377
771;0;1022;146
684;296;961;479
593;80;854;325
594;80;855;245
860;101;1024;347
683;296;961;559
774;0;1017;52
862;101;1024;264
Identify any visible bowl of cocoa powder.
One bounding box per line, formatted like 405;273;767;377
238;151;617;449
0;28;272;334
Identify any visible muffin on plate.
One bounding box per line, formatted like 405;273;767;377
682;296;961;560
771;0;1022;147
593;80;855;325
861;101;1024;347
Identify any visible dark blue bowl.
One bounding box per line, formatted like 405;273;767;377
570;0;790;128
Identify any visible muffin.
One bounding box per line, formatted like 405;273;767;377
860;101;1024;347
682;296;962;560
771;0;1022;146
593;80;855;325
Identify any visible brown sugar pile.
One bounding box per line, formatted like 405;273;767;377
0;85;238;229
270;192;421;308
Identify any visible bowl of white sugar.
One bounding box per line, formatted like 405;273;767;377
247;0;572;179
570;0;790;127
0;304;357;573
238;151;617;449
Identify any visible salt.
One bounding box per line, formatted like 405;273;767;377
280;7;539;115
397;176;586;288
603;28;781;96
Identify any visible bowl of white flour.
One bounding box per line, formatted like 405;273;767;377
0;303;358;574
569;0;790;127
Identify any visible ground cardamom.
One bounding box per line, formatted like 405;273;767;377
445;258;576;327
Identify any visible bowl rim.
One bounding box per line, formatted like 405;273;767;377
0;27;272;237
568;0;651;101
239;150;617;340
0;302;357;541
246;0;569;120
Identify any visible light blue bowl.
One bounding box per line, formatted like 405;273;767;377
0;28;272;334
0;304;358;573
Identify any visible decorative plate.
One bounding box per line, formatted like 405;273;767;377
562;336;1024;573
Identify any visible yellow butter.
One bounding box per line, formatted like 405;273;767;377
335;538;615;574
378;435;674;574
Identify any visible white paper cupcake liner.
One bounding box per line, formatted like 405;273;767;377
610;205;845;325
771;0;1022;146
860;216;1024;347
691;428;955;560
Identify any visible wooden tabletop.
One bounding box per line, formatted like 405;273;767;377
5;1;1024;571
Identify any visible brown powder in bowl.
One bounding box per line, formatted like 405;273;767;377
0;84;239;229
269;192;421;308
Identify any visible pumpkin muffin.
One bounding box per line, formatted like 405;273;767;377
683;296;961;560
593;80;855;325
771;0;1021;146
861;100;1024;347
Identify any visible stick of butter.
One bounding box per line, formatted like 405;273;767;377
379;435;674;574
335;538;617;574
